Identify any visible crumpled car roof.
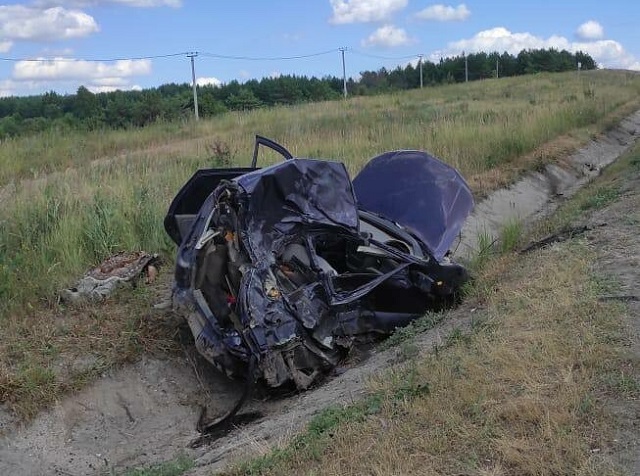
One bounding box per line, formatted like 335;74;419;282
235;158;359;262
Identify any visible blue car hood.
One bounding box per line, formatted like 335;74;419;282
353;150;474;261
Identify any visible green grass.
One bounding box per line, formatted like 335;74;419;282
119;455;194;476
499;218;524;253
379;312;445;350
468;227;497;270
1;70;639;188
231;365;430;476
1;70;639;318
579;186;622;211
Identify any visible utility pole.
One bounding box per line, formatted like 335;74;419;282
418;54;424;88
187;51;199;121
496;57;499;78
339;47;348;99
463;51;468;82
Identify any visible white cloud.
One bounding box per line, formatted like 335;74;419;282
415;3;470;22
434;27;564;57
35;0;181;7
0;5;98;43
13;58;152;81
90;76;129;86
88;84;130;93
0;78;48;96
85;83;142;93
362;25;413;47
330;0;407;24
87;83;143;93
196;76;222;87
5;59;152;95
577;40;640;70
576;20;604;40
431;27;640;71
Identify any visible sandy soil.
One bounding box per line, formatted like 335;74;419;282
0;306;479;475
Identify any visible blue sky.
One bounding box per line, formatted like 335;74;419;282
0;0;639;96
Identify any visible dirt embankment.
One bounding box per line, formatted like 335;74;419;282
1;112;639;476
456;109;640;259
585;175;640;474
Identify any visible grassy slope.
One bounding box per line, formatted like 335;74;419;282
1;70;639;421
222;145;640;476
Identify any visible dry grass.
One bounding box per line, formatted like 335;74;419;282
1;70;639;189
0;273;180;420
1;69;639;422
226;242;627;475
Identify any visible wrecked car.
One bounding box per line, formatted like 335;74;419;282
164;136;474;392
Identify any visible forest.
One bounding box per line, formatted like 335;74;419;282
0;48;595;138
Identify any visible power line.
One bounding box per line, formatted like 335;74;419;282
0;52;189;62
0;48;427;65
0;49;337;63
199;49;336;61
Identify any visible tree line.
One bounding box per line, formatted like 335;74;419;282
0;48;595;139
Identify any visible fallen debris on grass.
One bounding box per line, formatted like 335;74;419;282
61;251;159;303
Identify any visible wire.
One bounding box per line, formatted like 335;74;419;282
0;49;423;64
199;49;337;61
0;48;425;65
0;52;189;62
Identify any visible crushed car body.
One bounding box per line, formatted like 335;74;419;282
165;136;474;391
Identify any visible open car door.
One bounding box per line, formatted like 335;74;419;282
164;136;294;245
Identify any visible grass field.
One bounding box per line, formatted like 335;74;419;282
1;69;639;421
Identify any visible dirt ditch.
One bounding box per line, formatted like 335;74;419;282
456;110;640;259
1;111;639;475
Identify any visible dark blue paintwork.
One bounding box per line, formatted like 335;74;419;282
166;138;474;391
353;150;474;260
